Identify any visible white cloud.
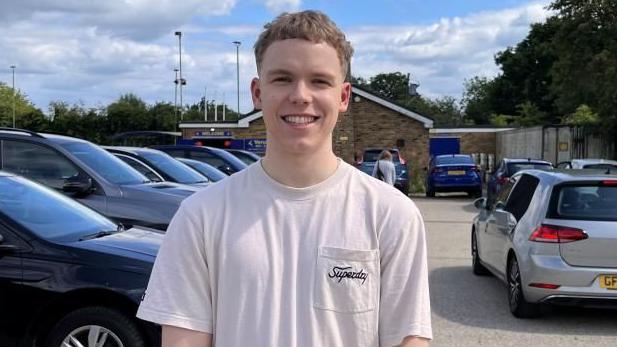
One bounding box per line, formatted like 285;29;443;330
348;2;552;99
262;0;301;14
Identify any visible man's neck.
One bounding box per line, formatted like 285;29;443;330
261;148;340;188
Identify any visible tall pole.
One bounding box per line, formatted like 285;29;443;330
204;86;207;121
175;31;183;120
233;41;241;117
174;68;178;125
10;65;16;128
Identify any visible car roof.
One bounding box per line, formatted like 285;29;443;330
503;158;552;164
435;154;471;158
363;148;400;152
40;133;92;145
105;146;165;156
0;170;14;178
517;168;617;185
571;158;617;165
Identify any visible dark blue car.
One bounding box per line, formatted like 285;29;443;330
426;154;482;197
152;145;247;175
487;158;553;204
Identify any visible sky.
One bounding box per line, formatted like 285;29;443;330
0;0;553;116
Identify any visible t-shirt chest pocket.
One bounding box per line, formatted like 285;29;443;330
313;246;379;313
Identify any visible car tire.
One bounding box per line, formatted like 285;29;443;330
426;186;435;197
507;257;541;318
471;230;491;276
46;306;146;347
470;189;483;198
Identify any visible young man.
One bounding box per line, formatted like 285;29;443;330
137;10;432;347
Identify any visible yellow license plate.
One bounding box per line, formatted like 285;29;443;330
599;275;617;290
447;170;466;175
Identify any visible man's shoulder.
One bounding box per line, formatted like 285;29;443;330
181;164;257;209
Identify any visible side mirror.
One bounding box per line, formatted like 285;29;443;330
473;197;487;210
63;175;94;195
0;234;21;253
495;201;506;211
219;165;233;175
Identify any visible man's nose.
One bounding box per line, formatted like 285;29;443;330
288;81;312;104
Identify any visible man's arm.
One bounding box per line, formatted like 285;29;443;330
398;336;430;347
162;325;212;347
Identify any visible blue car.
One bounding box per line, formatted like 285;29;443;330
426;154;482;197
487;158;553;204
175;157;228;182
152;145;247;175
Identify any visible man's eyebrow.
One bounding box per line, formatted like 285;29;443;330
265;69;292;77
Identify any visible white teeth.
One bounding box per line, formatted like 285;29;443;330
284;115;316;124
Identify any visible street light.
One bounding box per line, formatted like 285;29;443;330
175;31;185;120
173;68;179;127
10;65;16;128
233;41;241;117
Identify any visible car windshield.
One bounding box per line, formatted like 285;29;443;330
178;159;227;182
362;150;400;163
138;151;208;184
508;162;552;175
61;142;148;185
435;156;473;165
0;176;117;241
209;147;248;171
552;184;617;221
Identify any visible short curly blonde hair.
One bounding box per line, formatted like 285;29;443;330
254;10;353;79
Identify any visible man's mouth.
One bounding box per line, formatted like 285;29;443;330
282;115;319;125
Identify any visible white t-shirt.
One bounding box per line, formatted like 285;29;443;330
137;160;432;347
371;159;396;186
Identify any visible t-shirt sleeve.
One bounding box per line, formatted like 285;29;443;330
136;201;213;333
378;201;432;346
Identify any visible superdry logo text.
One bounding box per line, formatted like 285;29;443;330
328;266;368;285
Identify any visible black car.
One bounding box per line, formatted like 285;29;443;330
104;146;210;187
0;171;161;346
152;145;247;175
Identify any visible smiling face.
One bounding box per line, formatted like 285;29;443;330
251;39;351;157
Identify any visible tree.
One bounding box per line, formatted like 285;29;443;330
0;82;45;129
368;72;409;100
461;77;496;125
106;94;149;135
562;104;600;126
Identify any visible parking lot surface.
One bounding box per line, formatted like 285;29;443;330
414;194;617;347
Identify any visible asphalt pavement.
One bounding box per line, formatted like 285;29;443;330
412;194;617;347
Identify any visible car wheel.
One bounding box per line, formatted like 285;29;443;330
46;307;146;347
426;185;435;197
471;230;490;276
470;189;482;198
507;257;541;318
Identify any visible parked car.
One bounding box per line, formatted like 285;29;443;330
426;154;482;197
0;171;161;346
472;169;617;318
176;157;228;182
152;145;247;175
557;158;617;170
225;149;261;165
105;146;210;187
0;128;197;230
488;158;553;203
358;148;410;194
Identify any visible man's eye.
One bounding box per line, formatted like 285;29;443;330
273;77;291;83
314;79;331;86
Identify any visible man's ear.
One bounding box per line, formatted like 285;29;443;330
251;78;262;110
339;82;351;113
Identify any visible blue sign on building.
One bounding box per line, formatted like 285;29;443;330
245;138;267;153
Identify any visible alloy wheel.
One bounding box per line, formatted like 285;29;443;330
62;325;123;347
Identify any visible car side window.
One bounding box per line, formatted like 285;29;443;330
2;140;80;189
191;151;226;168
116;155;162;182
163;149;186;158
492;176;518;210
504;174;539;221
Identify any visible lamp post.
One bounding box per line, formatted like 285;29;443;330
173;68;179;124
10;65;16;128
175;31;184;120
232;41;241;117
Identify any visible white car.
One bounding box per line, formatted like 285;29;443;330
557;159;617;170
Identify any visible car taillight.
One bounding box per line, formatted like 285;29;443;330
529;224;588;243
602;180;617;186
471;165;481;172
529;282;560;289
497;176;508;184
431;167;444;174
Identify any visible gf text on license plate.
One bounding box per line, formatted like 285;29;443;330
599;275;617;290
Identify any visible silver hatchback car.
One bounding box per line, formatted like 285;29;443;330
471;169;617;318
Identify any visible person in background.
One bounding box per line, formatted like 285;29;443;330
372;149;396;186
137;10;432;347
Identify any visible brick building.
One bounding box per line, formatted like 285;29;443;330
180;86;434;172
